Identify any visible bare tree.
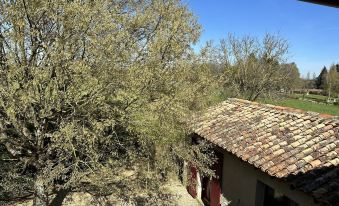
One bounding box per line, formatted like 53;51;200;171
224;34;292;101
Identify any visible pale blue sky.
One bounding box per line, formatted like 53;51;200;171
184;0;339;77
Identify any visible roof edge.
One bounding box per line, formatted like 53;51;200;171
228;98;338;119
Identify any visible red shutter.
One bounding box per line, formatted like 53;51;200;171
187;164;197;198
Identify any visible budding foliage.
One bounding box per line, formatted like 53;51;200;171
0;0;216;205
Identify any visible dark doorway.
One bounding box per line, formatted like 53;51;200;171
256;181;299;206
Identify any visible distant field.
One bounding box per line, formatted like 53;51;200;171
213;89;339;116
291;93;331;103
260;98;339;116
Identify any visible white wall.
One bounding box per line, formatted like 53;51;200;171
196;171;204;205
221;152;318;206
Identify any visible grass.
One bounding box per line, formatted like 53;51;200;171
212;88;339;116
260;98;339;116
291;93;331;103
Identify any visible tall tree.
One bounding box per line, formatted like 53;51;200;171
280;62;301;92
326;64;339;98
316;66;328;89
0;1;215;205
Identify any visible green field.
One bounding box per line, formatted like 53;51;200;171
213;89;339;116
291;93;330;102
260;98;339;116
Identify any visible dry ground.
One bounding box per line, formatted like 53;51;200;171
3;179;200;206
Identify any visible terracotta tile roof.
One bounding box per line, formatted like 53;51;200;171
191;98;339;204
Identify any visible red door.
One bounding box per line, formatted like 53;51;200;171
187;151;223;205
210;178;222;206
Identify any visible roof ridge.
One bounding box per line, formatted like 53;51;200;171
228;98;338;120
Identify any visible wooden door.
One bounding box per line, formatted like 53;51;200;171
210;178;222;206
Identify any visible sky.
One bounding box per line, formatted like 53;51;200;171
184;0;339;77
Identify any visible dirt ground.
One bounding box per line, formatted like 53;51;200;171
3;179;200;206
164;180;201;206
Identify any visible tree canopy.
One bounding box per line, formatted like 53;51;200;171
326;64;339;98
199;34;299;101
0;1;216;205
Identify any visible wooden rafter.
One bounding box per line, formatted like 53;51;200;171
299;0;339;8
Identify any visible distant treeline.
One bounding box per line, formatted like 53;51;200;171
301;64;339;97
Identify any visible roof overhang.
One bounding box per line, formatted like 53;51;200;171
299;0;339;8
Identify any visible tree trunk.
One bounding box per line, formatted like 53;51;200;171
33;177;48;206
49;189;70;206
